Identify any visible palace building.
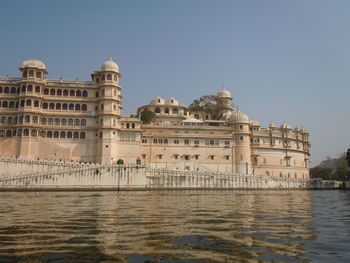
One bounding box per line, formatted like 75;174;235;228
0;58;310;178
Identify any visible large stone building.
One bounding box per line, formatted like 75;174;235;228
0;58;310;178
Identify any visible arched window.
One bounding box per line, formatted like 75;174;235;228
57;89;62;96
28;71;34;77
31;130;37;137
27;85;33;92
75;104;80;111
54;131;59;138
25;115;30;123
49;103;55;110
67;132;72;138
61;119;67;126
42;103;48;109
40;131;46;137
35;86;41;93
34;100;39;107
102;75;105;81
41;118;47;125
15;102;19;108
6;130;12;137
164;108;169;114
7;117;12;124
76;90;81;97
19;116;23;123
48;118;53;125
114;75;118;82
172;108;178;114
0;117;5;124
10;87;16;94
56;103;61;110
12;130;16;136
20;100;24;107
0;87;2;93
60;131;66;138
23;129;29;136
36;72;41;78
32;116;38;123
21;86;26;93
113;104;117;111
62;103;68;110
63;89;68;96
17;129;22;137
80;132;86;139
70;90;75;96
0;130;5;137
47;131;52;138
43;88;49;95
114;89;117;96
82;90;88;97
4;87;9;93
69;104;74;110
26;100;32;107
74;119;80;126
155;107;161;113
50;89;55;96
82;104;87;111
2;101;8;108
22;71;27;78
17;87;20;94
107;74;112;80
81;119;86;126
102;89;105;96
132;123;135;129
68;119;73;126
55;118;60;125
9;101;14;108
210;140;214;145
73;132;79;138
100;104;104;111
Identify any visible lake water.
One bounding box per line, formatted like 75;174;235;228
0;190;349;263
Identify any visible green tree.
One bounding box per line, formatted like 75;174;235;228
189;95;222;120
140;109;156;124
310;167;334;180
335;157;348;181
116;159;124;165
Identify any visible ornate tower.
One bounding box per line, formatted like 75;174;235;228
216;87;233;120
93;57;122;163
17;59;47;158
229;107;251;174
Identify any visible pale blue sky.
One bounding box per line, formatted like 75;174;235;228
0;0;349;166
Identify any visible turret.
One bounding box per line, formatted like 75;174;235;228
94;57;122;163
229;106;251;174
216;87;233;120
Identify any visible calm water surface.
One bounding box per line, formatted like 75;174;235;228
0;190;349;263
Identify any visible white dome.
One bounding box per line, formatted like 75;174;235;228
21;59;46;70
150;97;165;105
217;88;232;98
100;57;119;73
165;97;179;106
280;122;292;129
250;120;260;126
269;122;276;129
229;107;249;123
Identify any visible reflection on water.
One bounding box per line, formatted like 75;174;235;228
0;190;349;262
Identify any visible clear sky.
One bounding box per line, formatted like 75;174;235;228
0;0;349;166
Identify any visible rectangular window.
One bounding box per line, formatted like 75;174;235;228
158;154;163;160
159;139;163;144
164;139;168;144
184;139;189;145
224;140;230;146
153;139;157;143
225;155;230;160
142;139;147;143
210;155;215;160
194;155;199;160
214;140;219;145
142;154;146;159
240;136;244;141
174;154;179;159
205;140;209;145
194;140;200;145
184;155;190;160
174;140;179;144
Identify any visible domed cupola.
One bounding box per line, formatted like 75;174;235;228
229;106;249;124
165;97;179;106
280;122;292;130
217;87;232;98
100;56;119;73
21;59;46;70
151;97;165;105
